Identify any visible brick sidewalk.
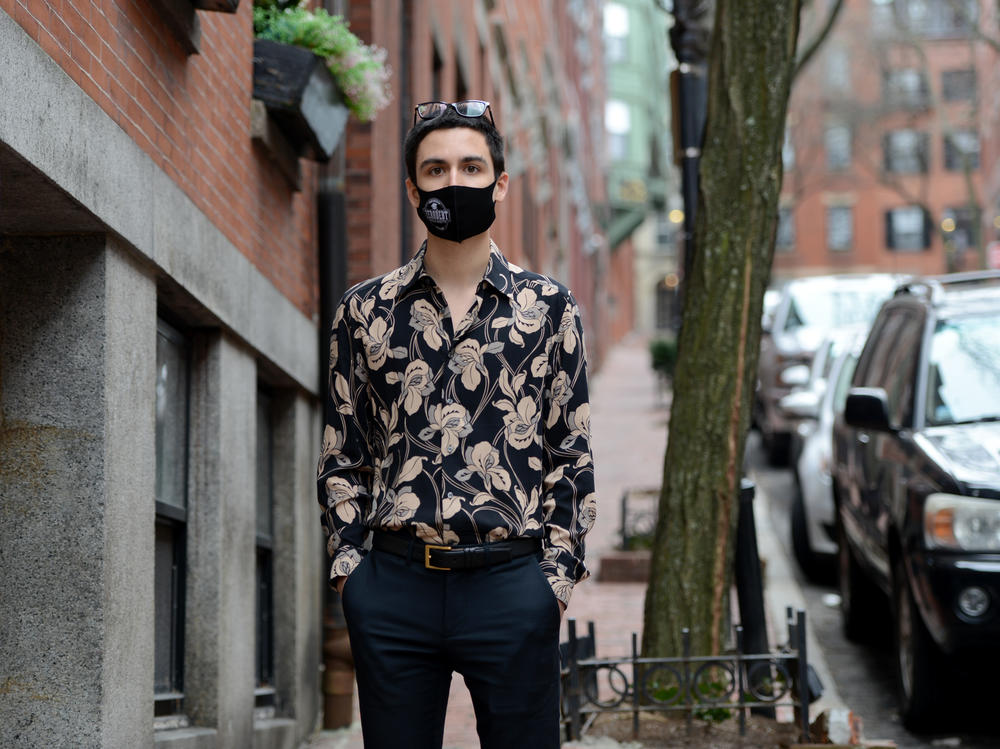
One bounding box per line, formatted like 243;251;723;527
306;336;666;749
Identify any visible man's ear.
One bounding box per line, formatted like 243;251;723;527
405;178;420;208
492;172;510;204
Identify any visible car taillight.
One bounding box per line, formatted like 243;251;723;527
924;493;1000;551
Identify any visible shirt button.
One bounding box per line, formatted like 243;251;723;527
447;492;453;498
446;398;454;404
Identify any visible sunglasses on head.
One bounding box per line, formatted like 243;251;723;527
412;100;495;126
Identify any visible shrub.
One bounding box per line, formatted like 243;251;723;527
649;338;678;380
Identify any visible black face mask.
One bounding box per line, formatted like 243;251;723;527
415;180;497;243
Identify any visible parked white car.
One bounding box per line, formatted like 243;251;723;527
783;328;866;580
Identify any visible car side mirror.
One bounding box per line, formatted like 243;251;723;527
844;388;892;432
780;364;811;388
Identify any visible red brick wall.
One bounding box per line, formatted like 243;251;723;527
3;0;320;317
344;0;404;287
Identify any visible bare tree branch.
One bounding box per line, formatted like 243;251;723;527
793;0;845;79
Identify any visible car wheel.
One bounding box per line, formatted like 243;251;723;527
838;520;880;642
791;480;819;579
893;557;944;731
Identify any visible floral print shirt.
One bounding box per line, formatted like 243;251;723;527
317;242;596;604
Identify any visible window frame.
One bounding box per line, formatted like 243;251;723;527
883;129;929;174
943;130;980;171
254;386;278;713
776;205;796;253
886;205;931;251
882;67;929;110
826;205;853;252
154;317;191;723
824;123;851;171
941;68;976;101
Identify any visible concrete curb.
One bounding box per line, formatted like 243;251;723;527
750;469;847;716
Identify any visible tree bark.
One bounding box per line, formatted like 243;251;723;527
642;0;802;659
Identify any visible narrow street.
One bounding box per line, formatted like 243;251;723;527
747;433;999;749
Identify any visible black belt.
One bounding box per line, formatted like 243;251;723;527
372;532;541;571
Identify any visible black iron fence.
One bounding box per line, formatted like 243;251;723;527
560;609;815;743
618;486;659;550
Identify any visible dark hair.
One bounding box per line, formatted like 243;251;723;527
403;106;505;184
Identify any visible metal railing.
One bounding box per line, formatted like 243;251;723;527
560;609;813;743
618;486;659;550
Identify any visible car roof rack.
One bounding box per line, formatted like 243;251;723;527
893;270;1000;305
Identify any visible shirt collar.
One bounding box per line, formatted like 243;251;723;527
482;240;516;300
394;240;516;301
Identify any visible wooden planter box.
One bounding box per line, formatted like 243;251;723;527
252;39;349;161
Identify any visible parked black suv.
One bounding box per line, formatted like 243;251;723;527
832;271;1000;730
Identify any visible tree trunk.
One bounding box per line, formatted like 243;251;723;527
642;0;802;658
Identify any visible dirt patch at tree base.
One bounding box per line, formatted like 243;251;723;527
582;711;803;748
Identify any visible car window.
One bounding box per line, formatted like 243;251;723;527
879;315;922;428
832;353;859;413
924;311;1000;426
782;280;896;332
854;312;904;388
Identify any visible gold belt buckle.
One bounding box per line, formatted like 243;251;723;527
424;544;452;570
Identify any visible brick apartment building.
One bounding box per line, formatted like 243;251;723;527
0;1;619;747
776;0;991;281
977;0;1000;264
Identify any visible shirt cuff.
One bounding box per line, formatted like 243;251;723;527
540;552;589;606
328;545;364;587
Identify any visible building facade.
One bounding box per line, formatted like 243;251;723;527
0;1;619;747
976;0;1000;265
343;0;620;366
602;0;680;337
777;0;988;281
0;0;326;746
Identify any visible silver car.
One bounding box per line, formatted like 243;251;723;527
783;329;866;579
756;274;900;465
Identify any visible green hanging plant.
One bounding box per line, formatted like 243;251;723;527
253;1;392;122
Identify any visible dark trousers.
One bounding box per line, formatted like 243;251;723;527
340;548;562;749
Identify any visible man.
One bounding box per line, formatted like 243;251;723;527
317;100;596;749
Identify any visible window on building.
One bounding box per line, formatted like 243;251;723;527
655;277;679;330
825;123;851;170
886;205;930;250
782;125;795;170
871;0;895;31
900;0;977;37
827;205;853;251
941;69;976;101
883;129;928;173
943;206;978;252
606;99;630;161
825;47;850;92
776;206;795;252
603;3;629;63
255;387;277;713
944;130;980;171
431;43;443;102
883;68;929;109
154;319;190;722
655;211;676;252
455;60;468;103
